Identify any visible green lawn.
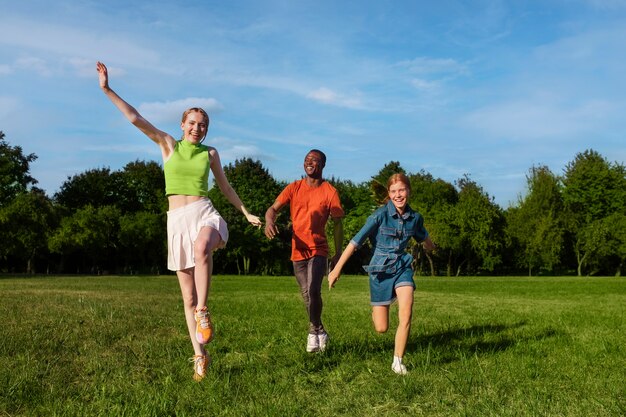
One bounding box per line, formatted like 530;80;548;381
1;275;624;416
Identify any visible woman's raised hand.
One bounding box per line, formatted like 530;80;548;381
96;61;110;90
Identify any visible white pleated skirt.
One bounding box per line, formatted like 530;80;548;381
166;198;228;271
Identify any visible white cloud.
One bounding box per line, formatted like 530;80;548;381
220;144;265;161
464;98;615;140
213;72;370;110
397;57;468;77
69;57;102;77
0;65;12;75
411;78;440;91
138;98;224;124
461;23;626;142
306;87;363;109
0;16;160;68
208;136;267;162
82;144;159;155
532;24;626;73
14;56;52;76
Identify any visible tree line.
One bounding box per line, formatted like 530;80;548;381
1;131;625;277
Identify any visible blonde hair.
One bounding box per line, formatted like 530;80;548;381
180;107;210;142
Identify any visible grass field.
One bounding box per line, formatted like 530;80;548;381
1;274;624;416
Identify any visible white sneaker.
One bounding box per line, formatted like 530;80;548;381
391;360;408;375
318;331;329;352
306;333;319;353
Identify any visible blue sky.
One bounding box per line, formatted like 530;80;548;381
1;0;625;208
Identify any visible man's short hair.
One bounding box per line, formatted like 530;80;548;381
308;149;326;166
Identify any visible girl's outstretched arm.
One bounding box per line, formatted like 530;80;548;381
209;147;262;227
328;242;357;289
96;61;175;159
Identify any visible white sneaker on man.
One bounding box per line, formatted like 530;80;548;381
306;333;319;353
318;331;329;352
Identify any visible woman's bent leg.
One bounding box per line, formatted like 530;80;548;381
372;305;390;334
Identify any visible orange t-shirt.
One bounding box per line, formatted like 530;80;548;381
276;179;344;261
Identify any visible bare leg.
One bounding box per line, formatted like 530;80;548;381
177;268;204;356
193;226;223;310
177;226;222;355
393;285;414;358
372;305;390;334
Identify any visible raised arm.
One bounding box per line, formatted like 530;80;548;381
209;147;262;227
96;61;175;159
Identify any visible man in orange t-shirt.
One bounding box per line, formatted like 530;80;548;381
265;149;344;353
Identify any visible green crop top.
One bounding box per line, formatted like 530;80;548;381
163;140;211;196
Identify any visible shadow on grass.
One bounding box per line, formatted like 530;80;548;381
407;322;564;364
323;321;565;367
208;322;565;375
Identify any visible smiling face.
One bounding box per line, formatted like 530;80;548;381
387;174;411;214
303;150;325;179
180;109;209;144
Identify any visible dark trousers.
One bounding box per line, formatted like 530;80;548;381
293;255;327;334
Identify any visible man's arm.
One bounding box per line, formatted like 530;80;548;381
330;217;344;267
264;200;285;239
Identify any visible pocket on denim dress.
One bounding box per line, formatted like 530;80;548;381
377;227;398;247
364;252;399;275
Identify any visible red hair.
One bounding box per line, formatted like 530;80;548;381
387;173;411;193
382;173;411;204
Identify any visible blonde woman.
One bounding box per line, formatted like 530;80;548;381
97;62;262;381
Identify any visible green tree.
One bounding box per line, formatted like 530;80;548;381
118;211;166;274
409;171;458;215
506;166;565;275
573;214;626;276
0;190;56;273
408;171;459;276
0;131;38;207
328;178;373;274
54;161;167;215
562;150;626;275
452;176;505;274
117;160;166;214
54;168;119;212
370;161;405;204
430;203;464;276
208;158;287;275
49;205;121;274
607;213;626;276
562;150;625;222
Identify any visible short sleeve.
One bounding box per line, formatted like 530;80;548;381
350;211;381;248
329;189;344;219
275;182;295;206
413;214;429;242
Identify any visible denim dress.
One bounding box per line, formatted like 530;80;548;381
350;200;429;305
